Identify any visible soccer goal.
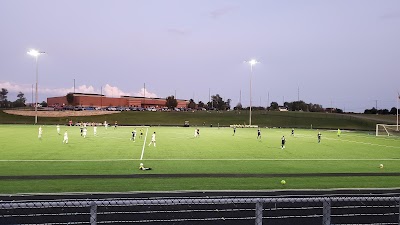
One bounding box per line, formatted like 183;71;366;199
375;124;400;137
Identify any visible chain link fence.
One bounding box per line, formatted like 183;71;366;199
1;196;399;224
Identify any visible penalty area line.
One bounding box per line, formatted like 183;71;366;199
140;127;149;160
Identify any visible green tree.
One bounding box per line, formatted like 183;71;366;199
13;92;26;107
0;88;8;108
207;94;231;110
66;93;74;105
390;107;398;115
198;101;205;109
234;102;243;110
188;99;196;109
41;101;48;107
269;101;279;110
364;107;377;114
165;95;178;109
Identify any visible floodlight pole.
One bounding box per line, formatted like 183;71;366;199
397;93;399;131
27;49;45;124
245;59;258;126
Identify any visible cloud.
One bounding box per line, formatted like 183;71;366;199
167;28;191;36
0;81;158;98
133;88;158;98
0;81;31;94
210;6;237;19
102;84;131;97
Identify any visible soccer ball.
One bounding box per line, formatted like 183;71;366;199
379;164;384;169
280;180;286;185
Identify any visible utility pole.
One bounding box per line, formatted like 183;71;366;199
143;83;146;108
298;86;299;101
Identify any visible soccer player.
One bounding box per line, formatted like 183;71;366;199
93;125;97;136
337;128;341;137
114;121;118;129
318;132;322;143
281;136;286;149
257;129;261;139
196;128;200;137
139;163;151;170
131;129;137;142
63;130;68;144
82;127;87;138
104;121;108;129
233;126;236;136
139;128;144;139
194;129;198;138
38;126;43;140
291;128;294;136
148;132;156;147
80;126;83;136
56;125;60;135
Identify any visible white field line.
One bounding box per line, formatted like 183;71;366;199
294;134;400;149
1;158;400;162
140;128;149;160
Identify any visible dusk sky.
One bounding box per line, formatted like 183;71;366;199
1;0;399;112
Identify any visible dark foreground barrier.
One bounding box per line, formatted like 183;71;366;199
1;195;399;225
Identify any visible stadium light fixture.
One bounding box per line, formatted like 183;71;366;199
27;49;45;124
244;59;259;126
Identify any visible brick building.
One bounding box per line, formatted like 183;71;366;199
47;93;189;108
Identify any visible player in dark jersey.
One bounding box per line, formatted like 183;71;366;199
257;129;261;139
318;132;322;143
281;136;286;149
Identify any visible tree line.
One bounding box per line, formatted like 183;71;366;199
0;88;27;108
0;88;49;108
1;87;398;114
165;94;231;111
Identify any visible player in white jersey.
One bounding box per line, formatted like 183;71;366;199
82;127;87;138
104;121;108;129
38;126;43;140
131;129;137;142
63;131;68;144
93;125;97;136
148;132;156;147
194;129;198;138
139;163;151;170
56;125;60;135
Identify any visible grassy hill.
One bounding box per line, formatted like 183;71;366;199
0;109;394;130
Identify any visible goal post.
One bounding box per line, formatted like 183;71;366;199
376;124;400;137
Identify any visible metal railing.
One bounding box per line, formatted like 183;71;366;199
1;196;399;224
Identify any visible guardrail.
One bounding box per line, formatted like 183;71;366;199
1;196;399;224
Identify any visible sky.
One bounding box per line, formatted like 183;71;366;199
0;0;399;112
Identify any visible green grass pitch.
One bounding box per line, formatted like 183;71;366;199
0;124;400;193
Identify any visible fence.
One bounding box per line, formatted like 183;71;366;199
1;196;399;224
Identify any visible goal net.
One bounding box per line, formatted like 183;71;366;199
376;124;400;137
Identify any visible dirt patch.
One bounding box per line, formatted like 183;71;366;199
4;110;120;118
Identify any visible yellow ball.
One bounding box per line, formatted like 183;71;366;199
281;180;286;185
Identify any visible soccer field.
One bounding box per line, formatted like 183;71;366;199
0;124;400;193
